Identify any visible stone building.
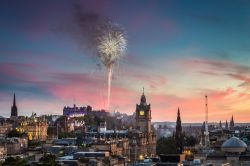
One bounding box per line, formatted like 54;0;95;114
129;90;156;161
6;137;28;155
0;142;7;159
0;120;12;137
7;94;48;141
16;114;48;141
196;136;250;166
91;138;129;157
63;104;92;117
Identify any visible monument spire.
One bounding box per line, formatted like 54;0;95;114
175;107;183;153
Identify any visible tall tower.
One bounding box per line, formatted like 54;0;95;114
225;120;228;130
219;120;222;129
230;115;234;130
11;93;18;117
175;107;183;153
204;95;210;147
135;89;151;133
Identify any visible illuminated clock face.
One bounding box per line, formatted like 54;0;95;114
139;110;145;116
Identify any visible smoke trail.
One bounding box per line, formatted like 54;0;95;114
96;25;127;109
107;66;112;109
72;4;127;110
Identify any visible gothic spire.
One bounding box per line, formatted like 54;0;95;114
175;107;183;153
177;107;181;124
230;115;234;129
225;120;228;130
11;93;18;117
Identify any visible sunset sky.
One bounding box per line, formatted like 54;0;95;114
1;0;250;122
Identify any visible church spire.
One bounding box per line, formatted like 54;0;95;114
177;107;181;124
225;120;228;130
230;115;234;129
219;120;222;129
11;93;18;117
13;93;16;106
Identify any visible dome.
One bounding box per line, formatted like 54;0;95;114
221;136;247;153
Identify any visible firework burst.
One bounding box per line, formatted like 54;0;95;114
97;31;127;68
97;23;127;110
73;6;127;111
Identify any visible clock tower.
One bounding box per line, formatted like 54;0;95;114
135;89;151;133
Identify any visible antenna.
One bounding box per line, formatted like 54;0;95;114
204;95;210;148
205;95;208;126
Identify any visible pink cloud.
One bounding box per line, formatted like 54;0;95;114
2;58;250;123
0;62;39;82
206;87;235;99
226;73;250;88
182;58;250;74
120;67;168;90
146;86;250;123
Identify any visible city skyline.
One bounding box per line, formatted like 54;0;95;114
1;0;250;122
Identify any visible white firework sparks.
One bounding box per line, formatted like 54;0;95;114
96;24;127;110
97;30;127;68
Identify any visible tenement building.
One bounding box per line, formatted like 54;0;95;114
129;90;156;161
0;118;12;137
16;113;48;141
8;94;48;141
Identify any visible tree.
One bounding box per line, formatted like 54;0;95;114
156;136;177;154
184;135;198;147
38;154;59;166
3;156;29;166
58;131;75;139
47;126;56;137
76;132;84;145
83;114;99;126
7;129;22;138
28;140;42;147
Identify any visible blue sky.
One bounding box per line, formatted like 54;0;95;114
1;0;250;122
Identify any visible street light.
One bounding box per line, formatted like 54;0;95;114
139;154;144;161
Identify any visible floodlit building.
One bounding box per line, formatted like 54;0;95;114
129;90;157;162
0;120;12;137
0;143;7;159
16;114;48;141
63;104;92;117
